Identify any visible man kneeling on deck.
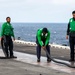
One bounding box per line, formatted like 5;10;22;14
36;28;51;63
1;17;17;58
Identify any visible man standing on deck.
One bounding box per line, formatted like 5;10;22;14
66;11;75;62
1;17;17;58
36;28;51;63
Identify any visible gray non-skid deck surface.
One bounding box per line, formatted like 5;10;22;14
13;43;71;61
0;43;74;75
0;59;73;75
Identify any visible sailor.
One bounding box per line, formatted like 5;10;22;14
66;11;75;62
36;28;51;63
1;17;17;58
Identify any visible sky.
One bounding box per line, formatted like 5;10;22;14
0;0;75;23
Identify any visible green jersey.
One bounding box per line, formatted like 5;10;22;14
1;22;15;37
36;28;50;46
69;18;75;32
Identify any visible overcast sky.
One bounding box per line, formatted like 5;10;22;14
0;0;75;23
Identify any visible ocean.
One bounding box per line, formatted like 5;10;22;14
0;23;69;45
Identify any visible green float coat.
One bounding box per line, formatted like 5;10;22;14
70;18;75;32
36;29;50;46
1;22;15;37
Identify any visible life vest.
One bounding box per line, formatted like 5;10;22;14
70;18;75;32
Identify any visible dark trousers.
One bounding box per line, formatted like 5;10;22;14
4;35;13;57
36;44;50;60
69;36;75;60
